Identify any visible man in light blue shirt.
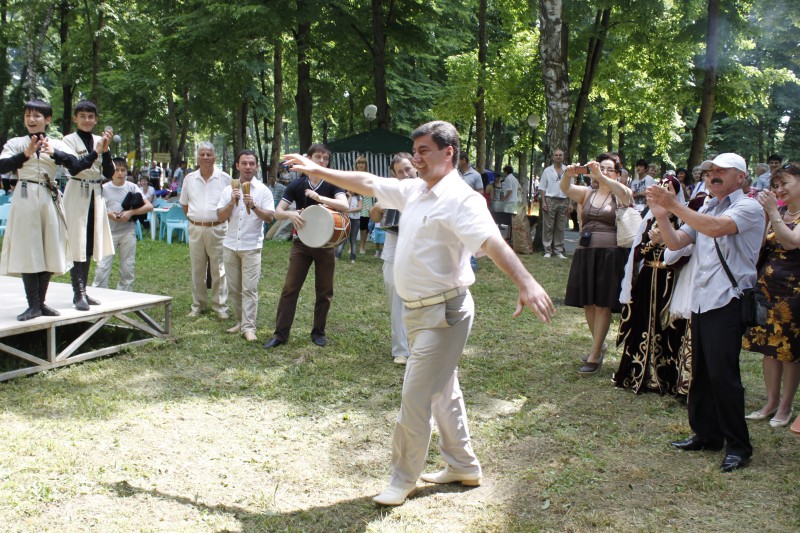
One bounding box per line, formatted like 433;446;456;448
647;152;764;474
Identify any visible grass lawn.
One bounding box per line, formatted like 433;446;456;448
1;237;798;532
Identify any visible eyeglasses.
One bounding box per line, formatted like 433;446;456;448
598;166;618;174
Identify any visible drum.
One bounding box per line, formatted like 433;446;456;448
296;204;351;248
381;208;401;232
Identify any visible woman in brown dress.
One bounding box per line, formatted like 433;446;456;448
561;154;632;374
743;163;800;428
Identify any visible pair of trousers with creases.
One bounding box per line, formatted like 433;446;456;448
689;298;752;457
273;240;335;341
188;224;228;314
388;291;481;490
382;261;409;359
92;230;136;291
542;196;569;255
223;247;262;333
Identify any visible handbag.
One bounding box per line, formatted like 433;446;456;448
615;197;641;248
121;191;148;223
713;239;769;329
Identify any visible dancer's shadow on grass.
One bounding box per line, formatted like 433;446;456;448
107;479;472;531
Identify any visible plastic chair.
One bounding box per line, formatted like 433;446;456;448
163;207;189;244
0;195;10;205
153;197;166;208
158;205;180;239
0;203;10;237
135;219;143;240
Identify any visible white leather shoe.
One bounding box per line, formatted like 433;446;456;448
372;485;415;506
420;466;482;486
243;330;258;342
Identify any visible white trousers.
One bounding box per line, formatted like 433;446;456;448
92;230;137;291
389;291;481;489
223;247;262;333
382;261;409;358
188;224;228;314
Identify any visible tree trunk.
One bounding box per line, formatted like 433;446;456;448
0;0;8;144
372;0;390;129
59;1;72;134
234;98;248;157
539;0;570;159
25;3;56;98
167;80;179;168
295;1;312;153
91;0;105;103
688;0;721;170
475;0;487;171
567;8;609;160
606;124;613;152
269;39;284;180
258;65;270;179
617;118;626;167
178;87;190;162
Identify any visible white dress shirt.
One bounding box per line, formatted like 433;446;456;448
539;165;567;198
179;169;232;222
217;178;274;251
372;169;500;301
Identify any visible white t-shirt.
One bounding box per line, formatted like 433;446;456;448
102;181;145;236
501;174;520;213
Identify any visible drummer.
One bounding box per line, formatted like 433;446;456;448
264;143;348;349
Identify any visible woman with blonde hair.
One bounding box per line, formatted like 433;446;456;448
354;156;374;254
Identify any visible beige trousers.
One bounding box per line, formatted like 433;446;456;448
388;291;481;490
223;247;262;333
188;224;228;314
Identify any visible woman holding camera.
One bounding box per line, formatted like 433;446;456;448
742;163;800;429
561;154;633;374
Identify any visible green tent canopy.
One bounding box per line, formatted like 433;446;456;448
328;129;413;177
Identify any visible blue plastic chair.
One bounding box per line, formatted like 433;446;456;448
153;197;166;208
0;203;10;237
0;195;10;205
163;207;189;244
135;219;143;240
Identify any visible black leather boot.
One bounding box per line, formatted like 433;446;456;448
81;261;101;305
17;273;42;321
38;272;60;317
71;261;90;311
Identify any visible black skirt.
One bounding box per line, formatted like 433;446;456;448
564;246;628;312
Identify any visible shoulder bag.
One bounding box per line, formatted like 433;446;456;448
615;195;641;248
713;238;769;329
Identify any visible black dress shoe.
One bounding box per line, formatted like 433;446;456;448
312;335;327;347
263;338;285;349
720;454;749;473
670;436;723;451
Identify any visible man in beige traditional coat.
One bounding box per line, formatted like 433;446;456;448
0;99;109;320
62;100;115;310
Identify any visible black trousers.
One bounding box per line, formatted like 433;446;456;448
273;240;335;342
689;298;752;457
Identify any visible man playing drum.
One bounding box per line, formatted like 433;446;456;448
263;143;348;349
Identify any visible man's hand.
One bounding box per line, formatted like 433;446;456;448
304;188;323;203
117;210;133;222
22;135;44;158
286;210;305;230
98;130;112;153
40;136;55;156
243;193;254;211
645;184;679;213
231;187;241;203
284;153;322;178
515;279;555;323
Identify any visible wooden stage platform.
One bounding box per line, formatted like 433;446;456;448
0;275;172;382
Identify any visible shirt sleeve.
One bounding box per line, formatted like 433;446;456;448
372;177;414;211
179;179;190;205
217;186;232;209
259;188;274;210
454;190;502;254
726;198;764;236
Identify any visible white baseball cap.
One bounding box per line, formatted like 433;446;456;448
700;153;747;173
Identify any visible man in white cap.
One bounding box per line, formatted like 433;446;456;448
646;153;764;473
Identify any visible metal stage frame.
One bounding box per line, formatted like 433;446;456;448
0;275;172;382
